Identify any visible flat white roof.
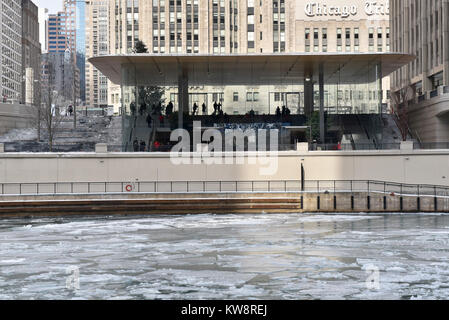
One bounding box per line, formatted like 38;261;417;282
89;52;415;86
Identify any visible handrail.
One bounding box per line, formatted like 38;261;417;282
0;179;448;198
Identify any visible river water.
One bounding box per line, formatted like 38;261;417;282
1;213;449;300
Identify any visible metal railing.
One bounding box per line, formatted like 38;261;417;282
0;180;302;196
7;142;449;153
312;143;401;151
302;180;449;198
414;142;449;150
1;179;449;198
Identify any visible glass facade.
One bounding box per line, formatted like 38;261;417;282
118;56;383;149
119;61;382;115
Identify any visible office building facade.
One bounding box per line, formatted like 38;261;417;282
44;0;80;106
85;0;109;108
106;0;390;115
391;0;449;142
1;0;23;102
22;0;41;106
46;0;77;54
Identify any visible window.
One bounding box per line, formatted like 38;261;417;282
305;28;310;40
233;92;239;101
253;92;259;102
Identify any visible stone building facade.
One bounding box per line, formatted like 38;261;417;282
106;0;391;114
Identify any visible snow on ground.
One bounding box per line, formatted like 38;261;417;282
0;128;37;143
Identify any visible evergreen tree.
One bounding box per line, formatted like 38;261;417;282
134;40;148;53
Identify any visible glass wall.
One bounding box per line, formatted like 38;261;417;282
119;58;383;150
120;60;382;116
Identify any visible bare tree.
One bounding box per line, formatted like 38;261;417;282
34;61;65;152
391;85;415;142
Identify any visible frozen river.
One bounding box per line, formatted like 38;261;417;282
1;213;449;300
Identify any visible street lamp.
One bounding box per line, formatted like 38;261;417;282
33;79;41;141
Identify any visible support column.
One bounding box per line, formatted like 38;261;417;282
319;63;325;144
178;63;189;130
304;67;314;118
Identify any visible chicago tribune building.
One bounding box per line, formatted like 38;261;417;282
91;0;412;150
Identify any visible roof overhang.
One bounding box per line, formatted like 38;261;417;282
89;53;415;86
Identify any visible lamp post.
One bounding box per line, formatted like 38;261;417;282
33;79;41;141
73;57;77;129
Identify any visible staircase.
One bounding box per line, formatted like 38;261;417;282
1;115;123;152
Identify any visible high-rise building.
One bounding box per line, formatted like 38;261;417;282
22;0;41;106
45;0;80;106
76;0;86;104
391;0;449;143
0;0;23;102
76;0;86;55
38;7;49;53
41;51;78;106
46;1;76;54
106;0;391;114
85;0;109;108
122;0;390;55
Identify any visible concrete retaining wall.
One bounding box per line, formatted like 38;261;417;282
301;192;446;213
0;192;447;218
1;149;449;186
0;103;34;135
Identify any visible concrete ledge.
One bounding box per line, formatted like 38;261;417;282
95;143;108;153
297;143;309;151
400;141;414;151
0;192;447;218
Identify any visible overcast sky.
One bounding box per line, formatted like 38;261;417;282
34;0;63;49
33;0;63;14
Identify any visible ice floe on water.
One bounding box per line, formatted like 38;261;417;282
0;213;449;299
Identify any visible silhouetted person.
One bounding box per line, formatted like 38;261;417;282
166;101;174;116
202;103;207;114
140;140;146;152
68;105;73;116
133;139;139;152
139;102;147;116
154;141;161;151
282;106;286;116
275;106;281;117
193;103;198;115
213;101;218;115
130;102;137;115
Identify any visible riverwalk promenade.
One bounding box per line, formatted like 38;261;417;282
0;180;448;218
